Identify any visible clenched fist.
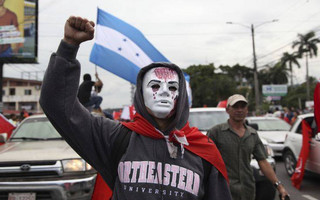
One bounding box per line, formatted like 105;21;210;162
63;16;95;46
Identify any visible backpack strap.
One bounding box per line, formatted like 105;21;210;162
109;125;131;189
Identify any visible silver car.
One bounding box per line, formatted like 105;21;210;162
0;115;97;200
246;116;291;157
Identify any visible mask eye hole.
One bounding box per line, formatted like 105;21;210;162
169;86;177;92
151;84;160;90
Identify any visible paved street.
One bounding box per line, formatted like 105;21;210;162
274;158;320;200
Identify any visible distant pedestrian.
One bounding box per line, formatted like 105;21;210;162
273;107;281;118
8;114;17;126
77;73;103;112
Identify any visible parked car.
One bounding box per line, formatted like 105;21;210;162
282;113;320;176
0;114;97;200
246;116;291;157
189;107;276;200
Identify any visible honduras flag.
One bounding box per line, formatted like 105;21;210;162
90;8;169;84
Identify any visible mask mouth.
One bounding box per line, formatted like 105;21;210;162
156;100;171;104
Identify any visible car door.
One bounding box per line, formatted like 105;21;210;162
292;116;320;174
288;118;304;157
308;132;320;174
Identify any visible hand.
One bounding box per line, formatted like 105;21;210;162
278;185;289;200
63;16;95;46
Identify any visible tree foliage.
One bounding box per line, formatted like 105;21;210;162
183;63;237;107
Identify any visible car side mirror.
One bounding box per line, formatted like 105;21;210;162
0;133;8;143
315;133;320;141
248;123;259;131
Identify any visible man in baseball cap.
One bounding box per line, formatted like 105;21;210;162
208;94;289;200
226;94;248;107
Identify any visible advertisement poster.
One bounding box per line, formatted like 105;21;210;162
0;0;37;63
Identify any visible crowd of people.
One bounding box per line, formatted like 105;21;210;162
5;108;32;126
267;106;308;125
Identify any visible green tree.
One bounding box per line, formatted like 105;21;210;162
280;52;300;87
292;31;320;100
282;76;317;110
183;63;237;107
219;64;254;87
259;62;288;85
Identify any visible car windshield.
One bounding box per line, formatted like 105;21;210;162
249;119;291;131
189;110;229;131
10;117;62;141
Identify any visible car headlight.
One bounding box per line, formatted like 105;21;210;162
62;159;93;172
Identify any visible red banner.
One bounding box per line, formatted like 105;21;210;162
0;113;15;145
314;81;320;132
291;120;312;189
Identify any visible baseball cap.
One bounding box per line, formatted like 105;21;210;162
227;94;248;107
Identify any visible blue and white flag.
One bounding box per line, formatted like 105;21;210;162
90;8;169;84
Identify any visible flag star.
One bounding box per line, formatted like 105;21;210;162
118;47;122;51
136;53;139;56
123;38;127;42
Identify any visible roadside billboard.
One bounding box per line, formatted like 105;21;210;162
0;0;38;63
262;84;288;96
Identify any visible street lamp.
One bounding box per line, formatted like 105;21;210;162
226;20;278;113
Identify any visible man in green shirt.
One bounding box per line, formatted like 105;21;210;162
207;94;289;200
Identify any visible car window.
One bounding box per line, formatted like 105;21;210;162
10;117;62;140
295;116;314;135
189;110;229;131
249;119;291;131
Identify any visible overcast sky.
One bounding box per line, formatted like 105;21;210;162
4;0;320;109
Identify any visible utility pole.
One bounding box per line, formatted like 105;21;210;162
251;24;260;113
226;20;278;113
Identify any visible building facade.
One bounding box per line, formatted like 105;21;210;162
2;77;42;115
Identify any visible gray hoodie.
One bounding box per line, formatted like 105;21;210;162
40;40;231;200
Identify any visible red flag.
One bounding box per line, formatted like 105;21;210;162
91;174;112;200
314;81;320;132
0;113;15;144
291;120;312;189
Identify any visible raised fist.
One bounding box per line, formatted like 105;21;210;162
63;16;95;46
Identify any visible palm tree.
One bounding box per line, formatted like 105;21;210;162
259;62;289;85
292;31;320;100
280;52;300;87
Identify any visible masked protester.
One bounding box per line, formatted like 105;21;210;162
40;16;231;200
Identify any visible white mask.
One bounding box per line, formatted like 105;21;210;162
142;67;179;119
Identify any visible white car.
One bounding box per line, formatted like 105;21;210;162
246;116;291;156
189;107;276;200
282;113;320;176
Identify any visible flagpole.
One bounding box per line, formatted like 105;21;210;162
131;84;135;105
